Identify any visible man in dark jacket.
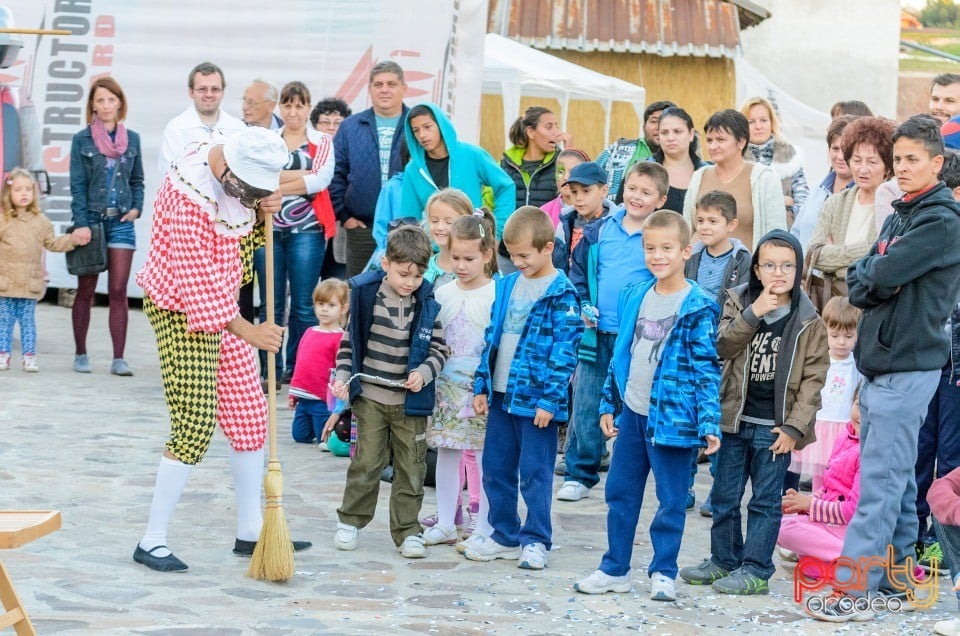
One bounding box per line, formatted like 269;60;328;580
809;115;960;622
329;61;409;277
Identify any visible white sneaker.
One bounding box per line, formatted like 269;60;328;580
400;534;427;558
456;532;486;555
334;522;358;551
464;536;520;562
650;572;677;601
319;441;330;452
422;524;458;546
0;352;9;371
556;481;590;501
22;355;38;373
935;618;960;636
519;542;548;570
574;569;632;594
778;546;798;562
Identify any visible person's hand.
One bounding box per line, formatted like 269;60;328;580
703;434;721;455
751;288;779;318
473;394;488;415
257;190;282;218
320;412;341;442
769;427;797;455
121;209;139;222
533;408;553;428
72;227;91;246
404;371;425;392
343;217;367;230
247;322;284;352
556;131;573;149
782;488;812;514
600;413;617;438
331;380;349;401
288;395;297;409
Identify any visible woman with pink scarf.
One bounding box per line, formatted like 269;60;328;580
69;77;144;376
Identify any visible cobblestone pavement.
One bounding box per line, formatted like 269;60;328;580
0;302;956;635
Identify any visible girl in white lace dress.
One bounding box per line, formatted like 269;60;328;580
423;212;498;548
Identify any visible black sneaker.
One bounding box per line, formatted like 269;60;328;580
805;592;875;623
233;538;313;556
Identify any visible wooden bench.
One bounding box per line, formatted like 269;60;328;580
0;511;61;635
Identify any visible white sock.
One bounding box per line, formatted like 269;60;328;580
140;456;193;557
435;448;463;530
230;447;264;542
473;450;493;537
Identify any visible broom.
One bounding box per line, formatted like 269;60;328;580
248;213;295;582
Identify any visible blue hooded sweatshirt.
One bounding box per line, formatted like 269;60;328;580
400;103;515;237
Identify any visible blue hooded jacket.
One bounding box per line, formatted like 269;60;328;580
400;103;515;236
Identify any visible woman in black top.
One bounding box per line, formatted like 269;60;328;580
641;106;706;212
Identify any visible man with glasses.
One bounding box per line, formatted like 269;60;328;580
159;61;246;176
241;79;282;130
134;127;312;573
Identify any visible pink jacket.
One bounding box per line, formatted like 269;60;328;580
928;466;960;526
808;422;860;525
541;195;563;229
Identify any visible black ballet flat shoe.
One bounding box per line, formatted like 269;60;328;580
232;538;313;556
133;544;189;572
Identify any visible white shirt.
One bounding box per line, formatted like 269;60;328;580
159;106;246;176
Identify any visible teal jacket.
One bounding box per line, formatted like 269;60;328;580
600;279;722;448
400;103;515;235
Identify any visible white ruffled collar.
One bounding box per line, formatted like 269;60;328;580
167;142;255;238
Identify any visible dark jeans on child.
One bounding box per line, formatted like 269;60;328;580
565;332;616;488
600;407;691;579
710;421;790;580
291;397;331;443
483;392;558;549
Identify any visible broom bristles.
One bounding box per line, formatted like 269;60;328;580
247;460;294;582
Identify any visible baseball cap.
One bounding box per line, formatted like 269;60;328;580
222;127;288;191
562;161;607;187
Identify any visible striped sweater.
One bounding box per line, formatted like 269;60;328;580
336;277;447;407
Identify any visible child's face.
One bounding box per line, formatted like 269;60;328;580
449;237;491;286
314;297;346;327
623;173;666;223
694;207;737;248
754;244;797;300
894;137;944;195
568;182;608;218
504;234;555;279
643;226;691;282
555;156;583;196
850;398;861;434
826;326;857;361
427;200;460;249
410;114;445;157
8;177;34;210
380;259;425;297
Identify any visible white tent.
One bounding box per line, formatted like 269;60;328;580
483;33;646;144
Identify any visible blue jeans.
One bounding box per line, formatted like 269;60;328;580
600;408;691;578
0;297;36;354
916;365;960;543
689;447;717;490
564;332;616;488
292;397;331;443
483;392;558;549
837;370;939;594
710;422;789;580
251;247;277;378
272;230;324;377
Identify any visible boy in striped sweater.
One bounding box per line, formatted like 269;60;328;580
331;225;448;558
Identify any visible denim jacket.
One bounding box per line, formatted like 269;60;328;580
474;271;583;421
599;279;722;448
69;126;145;227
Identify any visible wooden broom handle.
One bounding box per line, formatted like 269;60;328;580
264;214;278;463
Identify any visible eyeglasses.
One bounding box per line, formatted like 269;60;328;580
193;87;223;95
757;262;796;274
220;166;261;209
242;98;271;108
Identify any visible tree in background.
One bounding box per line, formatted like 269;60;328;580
921;0;960;28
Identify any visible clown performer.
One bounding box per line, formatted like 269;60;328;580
133;127;311;572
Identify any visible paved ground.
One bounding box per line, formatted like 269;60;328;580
0;301;957;635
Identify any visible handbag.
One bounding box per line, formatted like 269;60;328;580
65;222;108;276
802;245;848;313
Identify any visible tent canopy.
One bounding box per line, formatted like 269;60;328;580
483;33;646;144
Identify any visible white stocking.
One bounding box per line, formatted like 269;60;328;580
435;448;463;530
140;456;194;556
473;450;493;537
230;447;264;542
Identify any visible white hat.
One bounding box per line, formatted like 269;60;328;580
222;127;287;191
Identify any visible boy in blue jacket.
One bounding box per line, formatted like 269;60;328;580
573;210;721;601
465;206;583;570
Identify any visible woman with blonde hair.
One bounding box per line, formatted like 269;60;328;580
740;97;809;223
